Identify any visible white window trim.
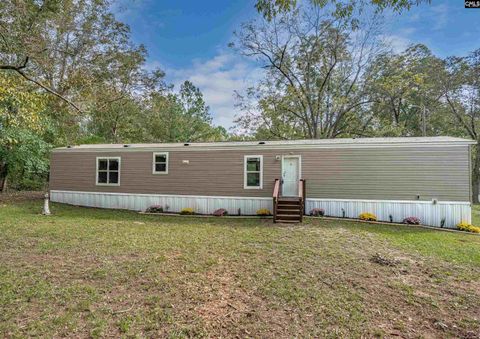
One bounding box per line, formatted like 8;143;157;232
244;155;263;189
96;156;121;186
152;152;169;174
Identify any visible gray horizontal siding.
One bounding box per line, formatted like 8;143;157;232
50;145;471;202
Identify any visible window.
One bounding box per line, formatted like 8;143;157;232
153;152;169;174
96;157;120;186
244;155;263;189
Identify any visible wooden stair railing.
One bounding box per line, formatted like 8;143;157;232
299;179;306;222
272;179;280;223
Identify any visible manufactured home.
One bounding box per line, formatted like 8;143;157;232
49;136;475;228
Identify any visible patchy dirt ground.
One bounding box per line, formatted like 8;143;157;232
0;197;479;338
0;190;44;203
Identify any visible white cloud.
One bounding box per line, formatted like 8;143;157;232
381;34;412;53
163;51;261;129
381;10;416;54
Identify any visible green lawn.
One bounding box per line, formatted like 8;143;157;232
0;197;479;338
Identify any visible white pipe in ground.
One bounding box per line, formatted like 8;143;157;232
43;193;51;215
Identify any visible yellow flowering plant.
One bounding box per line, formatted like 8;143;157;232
180;207;195;215
256;208;271;216
359;212;377;221
457;221;480;233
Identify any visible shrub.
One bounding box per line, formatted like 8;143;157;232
403;216;421;225
256;208;271;216
180;207;195;215
457;221;480;233
213;208;228;217
146;205;163;213
12;176;46;191
309;208;325;217
359;212;377;221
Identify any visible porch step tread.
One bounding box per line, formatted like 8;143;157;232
277;201;301;205
277;209;301;213
276;219;301;223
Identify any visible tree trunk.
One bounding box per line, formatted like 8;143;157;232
0;161;8;193
472;145;480;203
473;177;479;204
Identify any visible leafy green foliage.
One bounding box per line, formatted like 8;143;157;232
0;73;46;133
145;81;227;143
440;49;480;201
366;45;452;137
0;0;225;190
0;129;50;174
255;0;430;21
0;73;51;190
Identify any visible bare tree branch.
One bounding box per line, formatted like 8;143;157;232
0;56;84;113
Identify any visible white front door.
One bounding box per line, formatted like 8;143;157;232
282;156;300;196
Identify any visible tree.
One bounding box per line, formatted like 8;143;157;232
0;0;227;191
255;0;430;21
0;73;50;191
84;47;166;143
0;0;164;140
232;4;382;139
0;0;170;189
0;0;83;111
86;95;146;143
366;44;447;136
441;50;480;202
144;81;227;143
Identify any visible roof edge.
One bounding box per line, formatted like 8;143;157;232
52;137;476;153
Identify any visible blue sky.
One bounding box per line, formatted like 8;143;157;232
113;0;480;129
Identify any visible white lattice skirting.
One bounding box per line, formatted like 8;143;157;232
50;190;471;229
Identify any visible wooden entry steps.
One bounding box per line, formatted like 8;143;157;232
272;179;306;224
276;198;302;223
